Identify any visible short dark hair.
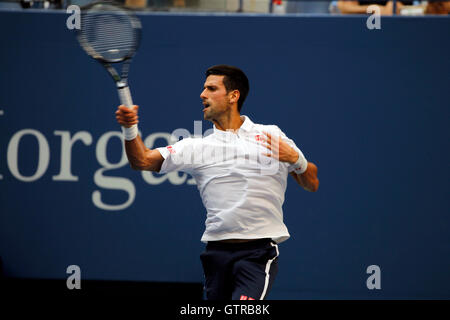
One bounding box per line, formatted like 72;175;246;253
205;65;250;112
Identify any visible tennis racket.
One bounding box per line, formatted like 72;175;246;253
76;1;141;109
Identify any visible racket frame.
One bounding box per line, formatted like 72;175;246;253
77;1;142;108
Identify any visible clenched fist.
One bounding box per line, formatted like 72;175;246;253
115;105;139;128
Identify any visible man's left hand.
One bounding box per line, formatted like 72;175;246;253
262;132;298;164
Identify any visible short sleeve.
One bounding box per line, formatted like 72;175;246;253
272;126;308;173
156;138;196;174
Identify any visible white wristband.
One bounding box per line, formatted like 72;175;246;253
122;124;138;141
293;152;308;175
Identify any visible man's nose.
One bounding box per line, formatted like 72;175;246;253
200;89;207;100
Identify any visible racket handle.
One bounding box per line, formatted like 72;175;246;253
117;85;134;108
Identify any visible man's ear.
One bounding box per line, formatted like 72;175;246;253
229;90;240;104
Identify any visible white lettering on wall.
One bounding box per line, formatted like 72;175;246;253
7;129;50;182
92;131;135;211
52;130;93;181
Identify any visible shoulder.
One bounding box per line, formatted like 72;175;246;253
253;123;283;134
201;133;215;141
163;137;198;155
253;122;294;141
173;136;201;146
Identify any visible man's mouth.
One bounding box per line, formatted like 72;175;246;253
202;103;210;111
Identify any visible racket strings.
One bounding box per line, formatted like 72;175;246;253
80;10;138;62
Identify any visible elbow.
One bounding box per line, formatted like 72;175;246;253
303;162;319;192
311;179;319;192
305;178;319;192
129;159;158;172
129;163;141;171
129;160;149;171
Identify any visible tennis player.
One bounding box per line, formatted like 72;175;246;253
115;65;319;300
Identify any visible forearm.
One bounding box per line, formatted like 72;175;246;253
124;135;152;170
291;162;319;192
116;105;163;171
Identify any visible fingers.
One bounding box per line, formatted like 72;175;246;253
118;104;138;112
116;117;139;127
261;131;282;159
262;131;279;143
261;132;296;163
262;131;272;143
115;105;139;127
262;131;279;150
116;113;138;122
262;151;279;160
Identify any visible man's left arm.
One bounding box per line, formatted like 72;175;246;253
289;163;319;192
263;131;319;192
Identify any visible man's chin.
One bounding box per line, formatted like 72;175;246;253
203;112;211;121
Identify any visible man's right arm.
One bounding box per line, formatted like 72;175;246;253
115;105;164;172
124;135;164;172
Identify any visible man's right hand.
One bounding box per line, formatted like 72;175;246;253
115;105;139;128
114;104;164;172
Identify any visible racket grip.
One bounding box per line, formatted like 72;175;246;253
117;85;134;108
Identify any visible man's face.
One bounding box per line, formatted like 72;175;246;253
200;75;230;121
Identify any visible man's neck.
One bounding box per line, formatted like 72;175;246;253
213;113;244;132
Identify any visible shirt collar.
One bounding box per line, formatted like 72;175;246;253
213;115;254;135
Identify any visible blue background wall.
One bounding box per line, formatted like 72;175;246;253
0;10;449;299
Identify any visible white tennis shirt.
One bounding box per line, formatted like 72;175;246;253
156;115;307;244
